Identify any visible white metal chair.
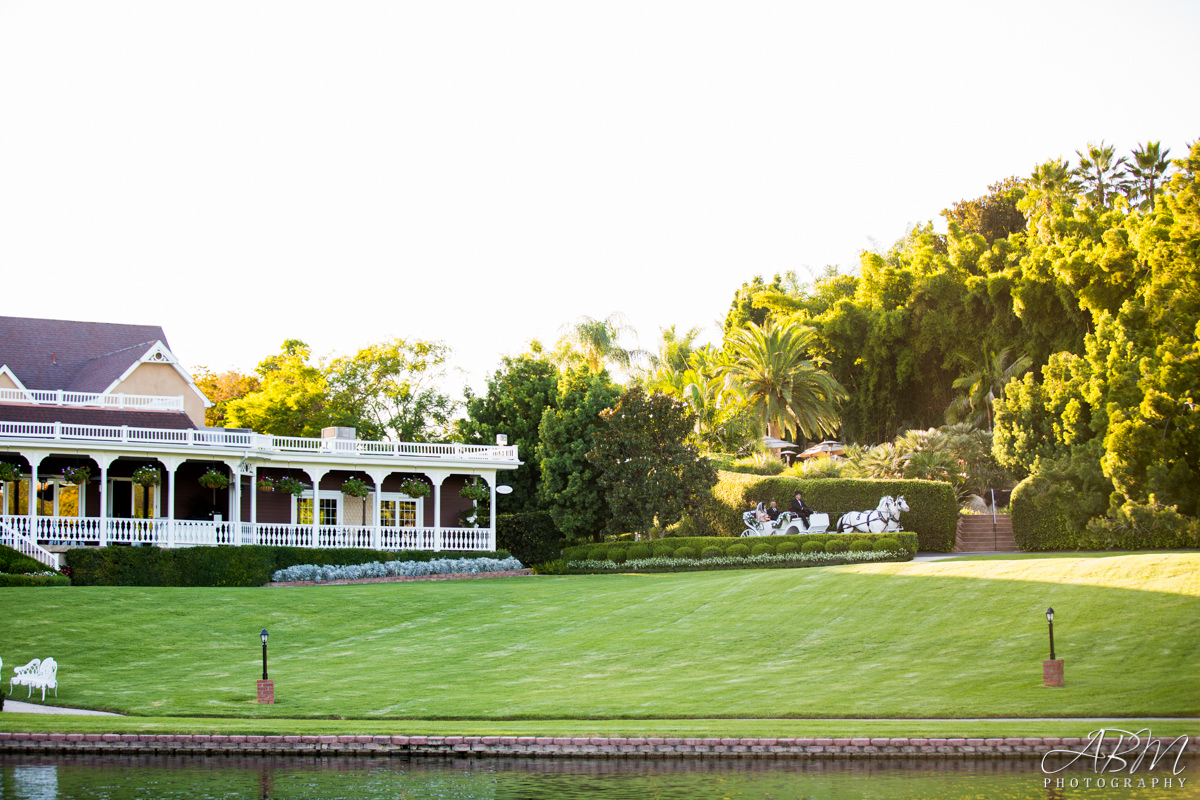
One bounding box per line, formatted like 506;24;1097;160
27;658;58;701
9;658;39;696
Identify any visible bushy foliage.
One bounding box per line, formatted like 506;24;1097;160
609;547;628;564
537;368;622;543
873;537;901;552
562;531;918;562
0;545;47;575
588;386;718;538
565;548;910;574
726;543;750;558
627;544;651;560
825;539;849;553
272;556;523;583
776;540;799;555
65;546;509;587
674;546;697;559
496;511;563;567
849;540;874;552
701;546;723;559
800;541;824;554
751;543;774;556
651;544;675;558
0;572;71;587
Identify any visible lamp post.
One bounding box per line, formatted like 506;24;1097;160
1046;608;1055;660
1043;607;1064;687
261;628;269;680
257;628;274;704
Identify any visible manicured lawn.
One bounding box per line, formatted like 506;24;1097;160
1;553;1197;723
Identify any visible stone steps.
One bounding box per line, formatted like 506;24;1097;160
954;514;1019;553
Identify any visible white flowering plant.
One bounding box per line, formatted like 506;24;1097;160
272;555;524;583
566;549;908;574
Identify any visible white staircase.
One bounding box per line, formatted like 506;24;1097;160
0;519;60;570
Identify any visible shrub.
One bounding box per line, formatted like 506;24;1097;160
750;543;775;556
651;544;675;558
776;541;798;555
66;545;509;587
496;511;564;566
609;547;627;564
272;556;523;583
674;546;697;559
873;537;901;552
825;539;849;553
701;546;724;559
849;540;874;552
1010;474;1075;551
695;471;957;550
627;544;651;560
800;541;824;554
726;543;750;558
0;545;47;575
0;572;71;587
587;547;607;561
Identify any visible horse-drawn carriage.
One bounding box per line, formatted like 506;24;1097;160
741;495;909;537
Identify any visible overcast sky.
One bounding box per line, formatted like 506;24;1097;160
2;0;1198;398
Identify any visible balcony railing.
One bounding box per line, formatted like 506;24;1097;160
0;388;184;411
0;516;494;553
0;419;519;462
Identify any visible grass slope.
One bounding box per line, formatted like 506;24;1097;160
1;553;1196;721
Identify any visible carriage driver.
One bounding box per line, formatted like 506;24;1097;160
789;491;813;527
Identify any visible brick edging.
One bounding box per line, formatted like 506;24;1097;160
0;732;1100;758
270;569;533;587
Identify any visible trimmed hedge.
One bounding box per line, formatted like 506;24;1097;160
65;545;510;587
563;531;918;563
692;471;957;551
0;573;70;587
496;511;564;566
0;545;47;576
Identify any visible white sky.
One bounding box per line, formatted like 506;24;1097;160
2;0;1198;398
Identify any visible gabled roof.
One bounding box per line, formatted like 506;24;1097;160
0;317;170;393
0;404;196;430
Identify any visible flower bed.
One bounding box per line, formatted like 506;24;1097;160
272;556;524;584
566;549;910;574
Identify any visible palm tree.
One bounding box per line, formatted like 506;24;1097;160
552;313;649;374
1074;141;1128;208
1030;158;1079;213
946;347;1033;431
1127;141;1172;211
724;321;846;441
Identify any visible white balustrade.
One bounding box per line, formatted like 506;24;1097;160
104;519;167;546
0;517;60;569
0;388;184;411
171;520;236;546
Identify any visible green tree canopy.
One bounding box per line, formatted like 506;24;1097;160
588;387;717;538
536;368;621;543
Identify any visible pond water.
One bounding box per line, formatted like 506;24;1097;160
1;754;1195;800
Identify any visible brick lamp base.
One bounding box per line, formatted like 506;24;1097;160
1043;659;1064;687
257;679;275;704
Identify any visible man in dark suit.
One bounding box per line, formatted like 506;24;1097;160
766;501;781;521
789;491;813;527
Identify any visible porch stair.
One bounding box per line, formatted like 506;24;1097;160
0;519;61;569
954;514;1019;553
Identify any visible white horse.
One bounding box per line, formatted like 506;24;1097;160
837;495;908;533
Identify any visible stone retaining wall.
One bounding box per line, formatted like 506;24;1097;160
0;733;1105;758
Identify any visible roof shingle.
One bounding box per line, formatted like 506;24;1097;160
0;317;170;393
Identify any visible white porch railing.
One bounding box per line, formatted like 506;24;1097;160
0;388;184;411
0;419;518;463
2;516;496;553
0;518;60;569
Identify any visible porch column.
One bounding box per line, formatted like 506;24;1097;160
487;471;497;552
302;467;330;548
95;454;118;548
222;459;244;544
250;465;258;535
366;469;389;551
425;470;451;553
160;457;184;548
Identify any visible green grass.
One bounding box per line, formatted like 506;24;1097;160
1;553;1197;727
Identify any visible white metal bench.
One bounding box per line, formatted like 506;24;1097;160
9;658;39;696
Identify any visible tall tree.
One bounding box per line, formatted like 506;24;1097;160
724;321;846;442
588;387;717;538
224;340;335;436
1127;141;1171;211
536;368;621;543
941;177;1027;245
1074;141;1128;208
192;368;261;428
945;347;1033;431
551;313;648;375
456;348;559;513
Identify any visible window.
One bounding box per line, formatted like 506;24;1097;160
296;494;338;525
380;498;418;528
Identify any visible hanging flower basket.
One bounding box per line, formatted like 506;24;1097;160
198;468;229;490
131;465;161;487
0;462;21;483
341;477;370;498
460;479;490;502
62;465;91;485
257;477;276;493
398;477;431;499
275;477;309;497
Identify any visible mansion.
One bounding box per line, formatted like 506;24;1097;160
0;317;519;568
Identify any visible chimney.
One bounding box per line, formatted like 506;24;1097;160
321;427;356;440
